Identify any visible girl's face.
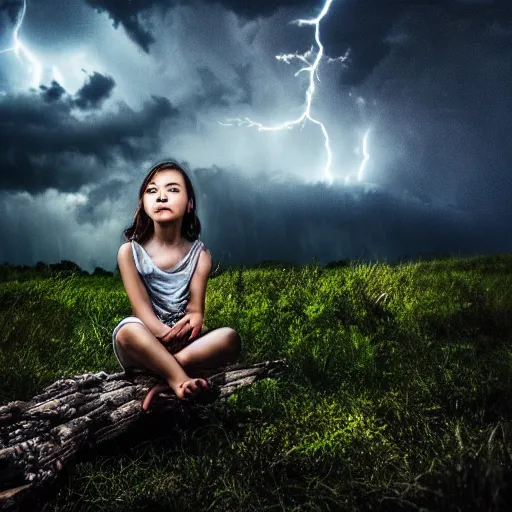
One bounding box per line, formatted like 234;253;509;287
143;169;191;224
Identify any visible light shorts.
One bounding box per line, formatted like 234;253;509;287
112;316;211;372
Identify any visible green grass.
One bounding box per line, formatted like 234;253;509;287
0;254;511;511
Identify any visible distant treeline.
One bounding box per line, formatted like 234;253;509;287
0;251;498;282
0;260;113;280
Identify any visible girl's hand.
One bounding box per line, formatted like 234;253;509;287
158;313;204;345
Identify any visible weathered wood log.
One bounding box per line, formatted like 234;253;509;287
0;359;288;510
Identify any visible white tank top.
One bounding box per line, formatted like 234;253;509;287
130;239;205;326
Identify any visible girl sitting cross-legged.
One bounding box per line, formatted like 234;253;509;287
113;160;241;410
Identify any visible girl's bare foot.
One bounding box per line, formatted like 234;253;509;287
142;378;209;411
142;384;169;411
174;378;209;400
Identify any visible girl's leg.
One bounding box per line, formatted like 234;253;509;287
115;322;209;404
173;327;241;374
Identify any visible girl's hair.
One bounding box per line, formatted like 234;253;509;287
123;161;202;244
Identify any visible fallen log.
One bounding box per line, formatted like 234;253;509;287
0;359;288;510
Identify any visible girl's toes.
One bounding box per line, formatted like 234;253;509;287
184;383;197;397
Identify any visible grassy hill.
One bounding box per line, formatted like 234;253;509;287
1;254;511;510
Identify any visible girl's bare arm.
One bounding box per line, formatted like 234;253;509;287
186;247;212;317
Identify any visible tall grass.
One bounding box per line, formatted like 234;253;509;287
0;254;511;510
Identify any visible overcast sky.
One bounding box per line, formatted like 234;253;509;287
1;0;511;271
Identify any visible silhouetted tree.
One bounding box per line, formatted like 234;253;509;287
49;260;82;272
93;267;113;276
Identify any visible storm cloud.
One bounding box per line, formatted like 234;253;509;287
74;71;116;110
0;81;180;193
358;4;512;223
0;0;511;271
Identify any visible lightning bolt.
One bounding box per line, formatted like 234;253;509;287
220;0;351;185
1;0;63;89
359;128;371;181
345;127;371;184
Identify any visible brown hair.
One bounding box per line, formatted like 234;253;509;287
123;161;201;244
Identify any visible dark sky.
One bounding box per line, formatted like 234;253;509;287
1;0;511;271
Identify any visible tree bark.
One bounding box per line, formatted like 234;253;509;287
0;359;288;510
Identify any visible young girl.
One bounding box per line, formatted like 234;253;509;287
112;161;241;410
